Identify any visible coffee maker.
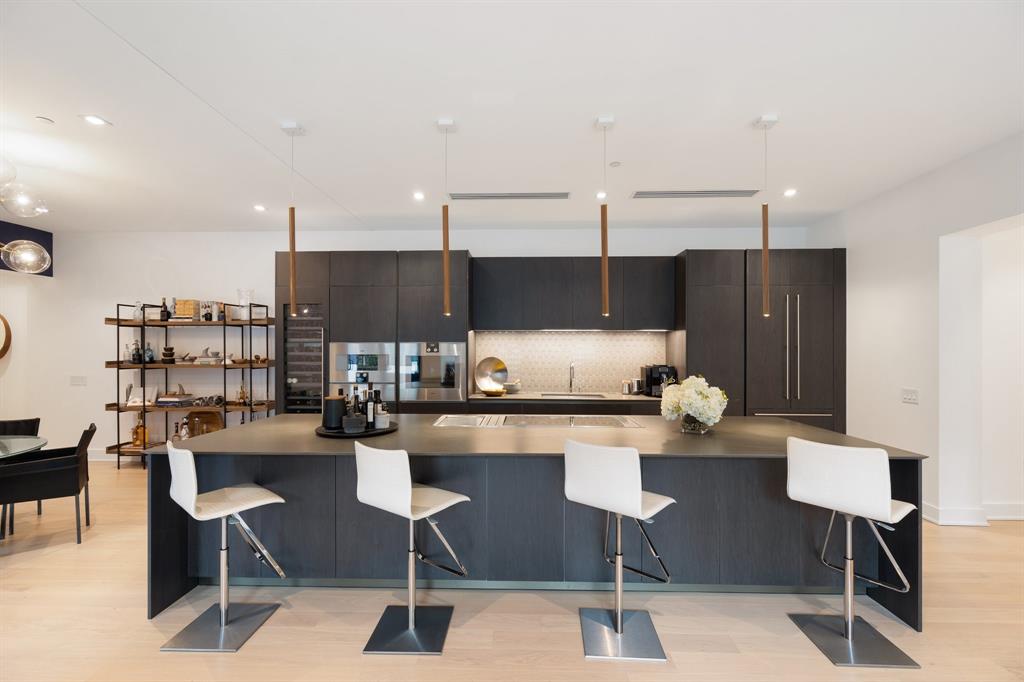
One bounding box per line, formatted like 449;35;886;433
642;365;678;397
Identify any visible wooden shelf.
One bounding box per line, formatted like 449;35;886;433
105;442;153;455
105;317;274;328
105;360;274;370
107;402;273;413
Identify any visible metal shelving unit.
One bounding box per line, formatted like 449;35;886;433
106;302;274;468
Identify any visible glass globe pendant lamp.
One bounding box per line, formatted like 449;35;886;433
0;239;51;274
0;183;48;218
0;156;16;187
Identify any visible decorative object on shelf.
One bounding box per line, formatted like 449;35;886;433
184;411;223;435
660;375;728;435
179;419;190;440
131;413;150;448
237;289;254;320
126;385;158;406
143;341;156;364
753;113;778;318
0;313;11;360
161;346;175;364
160;298;170;322
133;301;144;321
130;340;142;364
237;382;249;406
0;183;48;219
503;379;522;394
595;114;614;318
474;356;509;396
172;299;198;320
437;118;456;317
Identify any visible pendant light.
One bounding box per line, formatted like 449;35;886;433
754;114;778;318
596;115;614;318
438;118;455;317
282;122;305;318
0;240;51;274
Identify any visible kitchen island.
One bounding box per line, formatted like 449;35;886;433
147;413;923;631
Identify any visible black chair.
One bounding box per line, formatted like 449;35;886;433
0;417;42;536
0;424;95;544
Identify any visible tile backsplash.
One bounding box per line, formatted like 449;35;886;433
472;331;667;393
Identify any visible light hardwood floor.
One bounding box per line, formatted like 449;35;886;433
1;462;1021;682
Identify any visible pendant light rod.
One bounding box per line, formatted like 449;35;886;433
438;118;455;318
754;114;777;319
597;115;614;318
282;122;305;318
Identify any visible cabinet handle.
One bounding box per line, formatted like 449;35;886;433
753;412;833;417
796;293;801;400
784;294;790;400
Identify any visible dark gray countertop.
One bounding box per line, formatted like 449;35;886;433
468;391;659;401
148;413;925;459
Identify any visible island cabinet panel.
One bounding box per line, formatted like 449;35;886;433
410;457;488;580
521;257;574;329
680;250;746;416
275;251;330;287
622;256;675;330
329;285;397;341
335;457;407;579
190;455;263;579
564;500;643;583
485;457;565;581
471;258;524;330
868;458;923;631
639;459;721;584
147;457;196;618
572;257;624;329
258;456;336;579
330;251;397;287
716;459;802;585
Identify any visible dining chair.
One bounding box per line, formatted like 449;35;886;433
0;417;42;536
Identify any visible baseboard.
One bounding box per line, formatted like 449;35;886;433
922;501;940;525
923;502;989;526
983;501;1024;521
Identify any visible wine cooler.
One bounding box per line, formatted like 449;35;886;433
282;303;325;413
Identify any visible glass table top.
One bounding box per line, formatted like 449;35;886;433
0;436;47;458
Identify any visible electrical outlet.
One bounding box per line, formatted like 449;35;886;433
69;375;88;387
901;387;919;405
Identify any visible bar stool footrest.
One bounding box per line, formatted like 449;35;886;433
160;602;279;653
363;605;454;655
579;607;667;661
789;614;919;668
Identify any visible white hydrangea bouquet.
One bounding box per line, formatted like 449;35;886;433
660;375;728;434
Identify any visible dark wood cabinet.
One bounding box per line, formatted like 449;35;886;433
522;257;574;330
398;250;469;287
275;251;330;287
330;251;397;286
572;257;623;329
329;286;397;341
680;251;746;416
622;256;675;330
471;258;523;330
398;285;469;341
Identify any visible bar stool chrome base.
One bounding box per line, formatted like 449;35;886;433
161;602;279;653
789;614;919;668
363;605;454;655
579;608;667;661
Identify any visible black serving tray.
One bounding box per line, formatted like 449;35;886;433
315;423;398;439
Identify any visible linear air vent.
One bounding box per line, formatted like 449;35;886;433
632;190;760;199
448;192;571;200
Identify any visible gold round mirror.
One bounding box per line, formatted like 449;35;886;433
0;313;11;359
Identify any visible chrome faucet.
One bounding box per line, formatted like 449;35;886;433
569;362;576;393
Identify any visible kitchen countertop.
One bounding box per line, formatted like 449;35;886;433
148;413;924;460
468;391;659;401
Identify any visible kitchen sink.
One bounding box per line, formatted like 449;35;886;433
540;392;606;399
433;414;641;428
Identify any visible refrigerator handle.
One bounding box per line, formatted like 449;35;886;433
796;293;801;401
785;293;790;400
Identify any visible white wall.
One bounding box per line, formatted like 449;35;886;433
0;224;813;456
981;225;1024;519
812;132;1024;523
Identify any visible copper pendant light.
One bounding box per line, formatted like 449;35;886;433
755;114;777;319
597;115;614;318
282;122;305;317
438;119;455;317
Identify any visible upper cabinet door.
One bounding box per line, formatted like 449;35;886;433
521;257;573;330
622;256;675;329
275;251;330;288
746;249;835;286
329;286;397;342
330;252;397;286
790;284;834;410
398;250;469;287
471;258;524;330
398;285;468;341
572;257;623;329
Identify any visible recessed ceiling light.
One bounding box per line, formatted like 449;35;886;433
80;114;111;126
253;204;266;212
783;188;798;198
35;116;55;125
413;191;425;202
609;161;622;168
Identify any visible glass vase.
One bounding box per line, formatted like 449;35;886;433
680;414;711;435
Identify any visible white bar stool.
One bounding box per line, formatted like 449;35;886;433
563;439;675;661
160;442;287;653
786;436;919;668
354;441;470;655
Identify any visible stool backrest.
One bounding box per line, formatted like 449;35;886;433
166;441;199;518
564;439;642;519
787;436;891;521
354;441;412;519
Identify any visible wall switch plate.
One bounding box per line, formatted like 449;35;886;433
901;387;919;405
70;375;87;387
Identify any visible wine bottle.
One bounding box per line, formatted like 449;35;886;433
160;297;170;321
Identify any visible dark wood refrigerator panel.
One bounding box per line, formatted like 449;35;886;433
572;256;623;329
521;257;574;330
471;258;524;330
329;251;397;287
685;285;745;415
790;284;835;411
329;286;397;342
398;250;469;287
745;286;792;412
622;256;675;330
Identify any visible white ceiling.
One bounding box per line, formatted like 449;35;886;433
0;0;1021;233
